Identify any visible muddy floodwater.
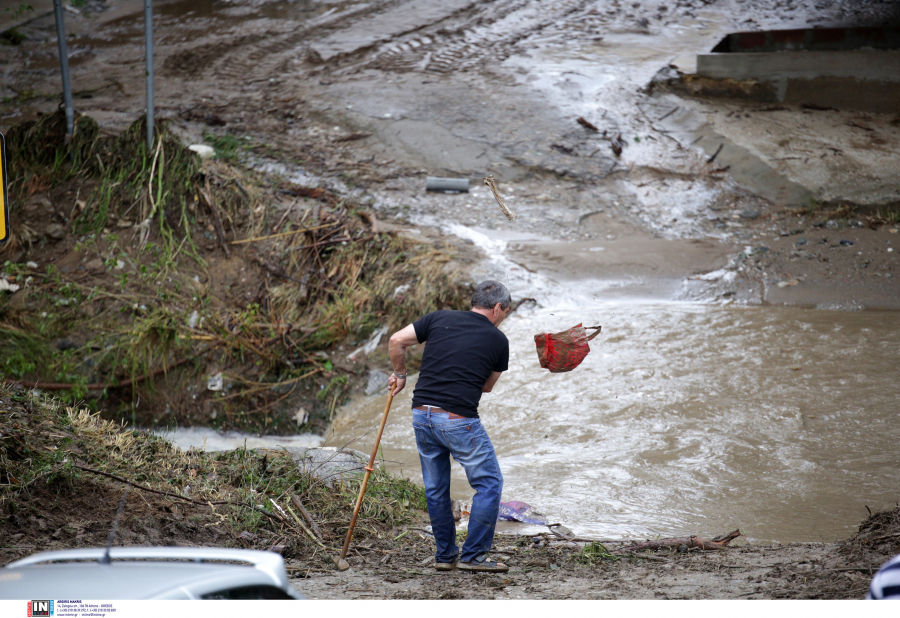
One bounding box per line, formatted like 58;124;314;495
327;296;899;544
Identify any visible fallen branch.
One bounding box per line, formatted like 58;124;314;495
707;143;724;164
285;502;332;552
613;529;743;554
483;175;517;221
71;464;280;522
577;116;599;132
230;221;340;245
291;493;324;540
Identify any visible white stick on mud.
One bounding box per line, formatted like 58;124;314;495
483;175;518;221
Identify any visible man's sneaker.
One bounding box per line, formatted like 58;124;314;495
434;558;458;571
457;557;509;573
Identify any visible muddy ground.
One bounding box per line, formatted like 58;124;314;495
3;384;899;600
2;0;900;601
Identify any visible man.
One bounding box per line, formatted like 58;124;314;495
387;280;511;572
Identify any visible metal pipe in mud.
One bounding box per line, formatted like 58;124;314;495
52;0;74;142
144;0;154;149
426;177;470;192
337;388;395;571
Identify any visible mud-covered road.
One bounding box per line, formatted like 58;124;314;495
2;0;900;308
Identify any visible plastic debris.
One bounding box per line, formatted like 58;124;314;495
498;501;548;525
534;323;602;373
207;372;224;391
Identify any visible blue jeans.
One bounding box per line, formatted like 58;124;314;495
412;408;503;563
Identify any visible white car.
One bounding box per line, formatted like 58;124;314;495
0;547;304;600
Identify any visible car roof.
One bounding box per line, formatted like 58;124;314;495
1;547;302;600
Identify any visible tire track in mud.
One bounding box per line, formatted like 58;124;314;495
162;1;400;83
351;0;593;76
162;0;602;86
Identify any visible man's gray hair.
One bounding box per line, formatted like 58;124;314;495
471;280;511;310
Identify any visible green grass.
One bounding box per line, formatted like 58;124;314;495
203;131;247;164
577;541;619;564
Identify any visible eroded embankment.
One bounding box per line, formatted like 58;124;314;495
0;110;470;432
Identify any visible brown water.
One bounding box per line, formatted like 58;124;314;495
327;300;900;543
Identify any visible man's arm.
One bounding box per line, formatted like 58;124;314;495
388;323;419;396
482;371;503;393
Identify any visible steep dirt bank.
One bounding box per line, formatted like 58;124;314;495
0;110;473;432
2;385;897;600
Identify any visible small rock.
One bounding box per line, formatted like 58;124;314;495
189;144;215;159
826;220;839;229
739;210;760;220
187;310;199;329
285;446;369;488
85;258;104;271
365;369;390;396
750;246;769;255
45;224;67;240
795;238;807;246
26;261;38;269
839;239;854;246
777;279;799;288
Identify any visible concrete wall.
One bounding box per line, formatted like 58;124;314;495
696;50;900;113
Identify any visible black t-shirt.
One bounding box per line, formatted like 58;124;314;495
411;310;509;418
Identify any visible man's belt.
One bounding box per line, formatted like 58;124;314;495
413;405;467;419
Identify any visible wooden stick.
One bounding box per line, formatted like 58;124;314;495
340;390;395;562
612;529;743;554
285;503;331;551
291;493;323;539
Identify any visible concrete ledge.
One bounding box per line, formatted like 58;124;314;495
694;50;900;113
697;50;900;82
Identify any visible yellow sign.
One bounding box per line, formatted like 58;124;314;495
0;132;7;245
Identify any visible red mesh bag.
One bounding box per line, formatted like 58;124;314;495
534;324;602;373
